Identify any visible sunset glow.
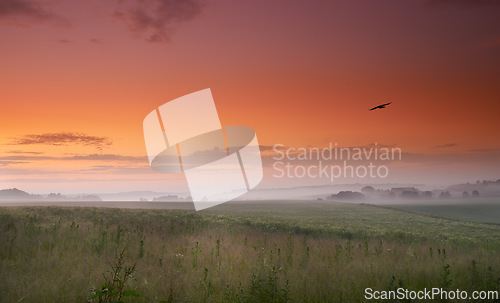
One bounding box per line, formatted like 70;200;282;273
1;0;499;194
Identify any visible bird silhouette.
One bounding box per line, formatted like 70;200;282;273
370;102;391;111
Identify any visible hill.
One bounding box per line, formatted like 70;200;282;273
0;188;35;200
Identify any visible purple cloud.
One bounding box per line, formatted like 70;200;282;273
113;0;205;43
0;0;70;26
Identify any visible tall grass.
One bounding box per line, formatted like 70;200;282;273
0;204;499;302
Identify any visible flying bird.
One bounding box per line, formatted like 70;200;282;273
370;102;392;111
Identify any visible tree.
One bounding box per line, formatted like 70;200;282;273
361;186;375;196
328;191;365;200
401;190;419;199
439;191;451;199
472;190;480;197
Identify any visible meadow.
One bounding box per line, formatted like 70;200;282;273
379;200;500;225
0;201;499;302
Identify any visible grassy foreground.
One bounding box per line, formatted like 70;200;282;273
1;202;500;302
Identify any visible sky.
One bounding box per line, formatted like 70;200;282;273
0;0;499;194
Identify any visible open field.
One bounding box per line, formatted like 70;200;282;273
378;201;500;225
1;201;500;302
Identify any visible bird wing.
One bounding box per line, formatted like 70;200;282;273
370;102;391;110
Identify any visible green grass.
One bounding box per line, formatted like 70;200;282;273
208;201;500;248
379;203;500;225
0;202;499;302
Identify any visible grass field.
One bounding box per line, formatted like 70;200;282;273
379;202;500;225
1;201;500;302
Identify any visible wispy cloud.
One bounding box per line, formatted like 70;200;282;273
69;154;146;163
0;0;70;26
113;0;206;43
0;0;205;42
256;143;500;170
0;153;147;163
89;38;102;44
8;132;112;151
467;148;500;153
0;160;29;167
433;143;458;149
400;151;500;167
0;176;162;183
5;150;44;155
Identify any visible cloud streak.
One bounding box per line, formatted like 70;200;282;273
0;153;147;163
256;143;500;170
6;150;44;154
70;154;147;163
0;0;70;26
113;0;205;43
433;143;458;149
8;132;112;151
0;160;29;167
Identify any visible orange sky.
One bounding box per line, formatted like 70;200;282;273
1;0;499;194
